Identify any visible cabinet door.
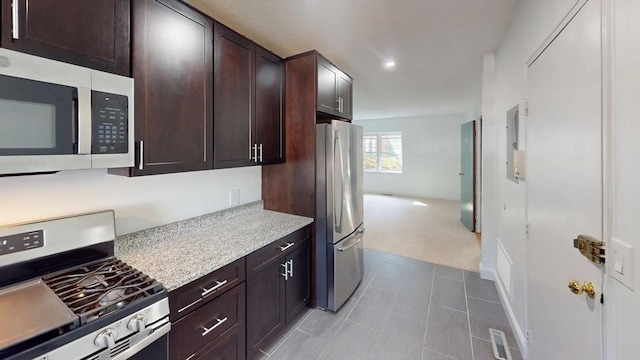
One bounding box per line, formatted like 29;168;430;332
338;73;353;120
255;47;285;165
0;0;130;76
316;57;339;116
285;239;311;322
125;0;213;176
214;24;255;169
246;259;286;358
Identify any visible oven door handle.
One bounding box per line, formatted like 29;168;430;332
111;318;171;360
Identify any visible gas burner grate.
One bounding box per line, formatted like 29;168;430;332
42;258;163;324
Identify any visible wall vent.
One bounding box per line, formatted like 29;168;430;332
489;328;513;360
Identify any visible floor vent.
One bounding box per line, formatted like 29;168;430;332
489;328;512;360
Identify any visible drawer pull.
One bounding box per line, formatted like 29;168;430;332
201;279;228;297
280;242;295;252
202;316;228;337
177;298;203;314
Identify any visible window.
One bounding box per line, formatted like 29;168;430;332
363;133;402;173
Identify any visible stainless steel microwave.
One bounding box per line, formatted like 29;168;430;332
0;49;134;175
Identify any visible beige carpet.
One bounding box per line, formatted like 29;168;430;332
363;193;480;272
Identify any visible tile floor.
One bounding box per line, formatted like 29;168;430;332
255;249;522;360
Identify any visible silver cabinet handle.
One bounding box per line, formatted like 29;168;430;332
336;98;341;111
338;237;362;252
259;143;263;162
339;97;343;113
281;263;288;280
287;259;293;278
201;279;228;297
280;242;294;252
11;0;19;39
202;317;227;337
177;297;202;314
252;144;258;161
138;141;144;170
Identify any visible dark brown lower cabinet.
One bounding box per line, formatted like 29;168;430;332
246;231;311;359
168;225;312;360
285;243;311;322
169;259;246;360
170;283;246;360
196;324;246;360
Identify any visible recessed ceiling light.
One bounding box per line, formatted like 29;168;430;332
384;61;396;69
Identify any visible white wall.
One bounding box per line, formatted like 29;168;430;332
482;0;585;349
354;113;470;201
607;1;640;358
486;0;640;356
0;167;262;235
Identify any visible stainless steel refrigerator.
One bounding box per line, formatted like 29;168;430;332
315;120;364;311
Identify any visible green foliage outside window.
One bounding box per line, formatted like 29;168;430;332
363;133;402;173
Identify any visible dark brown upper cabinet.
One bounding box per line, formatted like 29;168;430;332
255;47;285;165
214;23;285;169
110;0;213;176
213;24;255;169
316;54;352;120
0;0;130;76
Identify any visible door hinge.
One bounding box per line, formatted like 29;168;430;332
573;235;605;265
525;329;530;343
524;222;530;239
600;293;604;304
523;99;529;116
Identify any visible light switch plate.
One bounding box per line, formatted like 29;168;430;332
611;237;634;290
229;189;240;206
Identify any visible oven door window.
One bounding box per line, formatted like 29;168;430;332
0;75;77;155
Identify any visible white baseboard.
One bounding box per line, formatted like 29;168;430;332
492;267;527;356
479;263;495;280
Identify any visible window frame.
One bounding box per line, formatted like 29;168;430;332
363;132;403;174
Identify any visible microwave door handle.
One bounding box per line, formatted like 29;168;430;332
77;87;92;154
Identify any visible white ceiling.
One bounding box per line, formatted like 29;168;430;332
187;0;515;121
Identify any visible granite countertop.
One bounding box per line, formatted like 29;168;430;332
115;201;313;291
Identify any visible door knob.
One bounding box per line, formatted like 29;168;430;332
583;281;596;299
568;280;584;295
567;280;596;298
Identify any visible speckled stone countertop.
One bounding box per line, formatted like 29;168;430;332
115;201;313;291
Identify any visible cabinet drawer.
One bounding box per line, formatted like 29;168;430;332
246;226;310;276
170;258;245;321
196;324;245;360
170;282;246;360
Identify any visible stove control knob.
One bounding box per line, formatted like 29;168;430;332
127;314;147;332
94;328;118;349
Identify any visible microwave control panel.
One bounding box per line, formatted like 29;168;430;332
92;91;129;154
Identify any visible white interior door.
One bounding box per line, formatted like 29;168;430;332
526;1;603;359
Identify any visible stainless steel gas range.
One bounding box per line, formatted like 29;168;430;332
0;211;170;360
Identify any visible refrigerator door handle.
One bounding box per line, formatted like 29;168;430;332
337;236;362;252
334;129;345;234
